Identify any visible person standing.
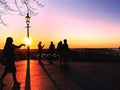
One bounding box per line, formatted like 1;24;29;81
0;37;25;86
49;41;55;64
38;41;44;63
57;41;63;66
62;39;69;67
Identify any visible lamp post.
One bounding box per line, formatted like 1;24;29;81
25;13;31;90
25;12;30;63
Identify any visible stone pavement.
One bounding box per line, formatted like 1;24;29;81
0;59;120;90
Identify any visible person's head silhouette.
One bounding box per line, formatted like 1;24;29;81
39;42;42;45
51;41;53;44
64;39;67;43
6;37;13;44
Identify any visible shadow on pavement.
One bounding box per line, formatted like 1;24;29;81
12;84;20;90
60;67;112;90
39;61;61;90
0;85;4;90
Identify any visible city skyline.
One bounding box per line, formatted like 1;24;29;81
0;0;120;49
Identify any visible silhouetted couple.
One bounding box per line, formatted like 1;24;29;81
57;39;69;68
0;37;25;86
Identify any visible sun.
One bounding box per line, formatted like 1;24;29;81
24;37;32;45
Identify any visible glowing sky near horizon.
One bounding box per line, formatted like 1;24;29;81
0;0;120;49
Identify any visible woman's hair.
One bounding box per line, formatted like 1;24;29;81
4;37;13;49
6;37;13;44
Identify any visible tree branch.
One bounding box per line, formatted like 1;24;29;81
0;0;44;25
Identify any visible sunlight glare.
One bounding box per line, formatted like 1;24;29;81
24;38;32;45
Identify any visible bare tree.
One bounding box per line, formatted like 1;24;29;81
0;0;44;25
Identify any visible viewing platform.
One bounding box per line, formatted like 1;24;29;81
0;59;120;90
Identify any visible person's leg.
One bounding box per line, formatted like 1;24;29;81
59;56;62;66
12;72;20;85
39;53;41;60
60;54;63;66
38;53;41;63
63;58;65;67
0;71;7;85
40;53;42;60
50;53;53;64
66;59;69;68
12;72;17;82
60;59;62;66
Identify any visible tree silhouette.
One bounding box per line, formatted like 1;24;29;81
0;0;44;25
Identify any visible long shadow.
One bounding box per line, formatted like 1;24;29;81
0;85;4;90
59;67;112;90
25;60;30;90
12;85;20;90
39;61;61;90
0;84;20;90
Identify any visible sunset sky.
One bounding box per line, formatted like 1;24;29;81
0;0;120;49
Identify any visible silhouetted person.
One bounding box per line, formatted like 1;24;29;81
0;37;25;86
38;41;44;63
62;39;69;67
49;41;55;64
57;41;63;66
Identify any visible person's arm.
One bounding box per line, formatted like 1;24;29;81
13;44;26;48
42;45;44;48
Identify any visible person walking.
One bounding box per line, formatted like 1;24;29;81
0;37;25;86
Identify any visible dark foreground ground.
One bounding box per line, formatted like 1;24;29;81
0;59;120;90
0;49;120;90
